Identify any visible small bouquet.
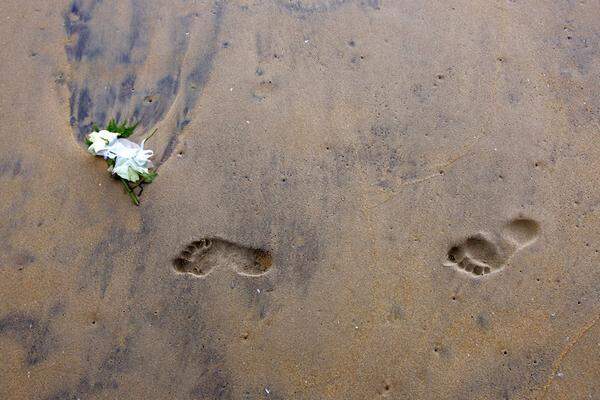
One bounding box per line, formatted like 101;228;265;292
85;120;158;205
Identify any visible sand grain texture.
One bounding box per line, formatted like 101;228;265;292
1;0;599;399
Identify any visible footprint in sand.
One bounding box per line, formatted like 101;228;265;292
444;218;540;277
173;238;272;278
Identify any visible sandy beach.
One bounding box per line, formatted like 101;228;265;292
1;0;599;398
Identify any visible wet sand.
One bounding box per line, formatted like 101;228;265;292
1;0;599;399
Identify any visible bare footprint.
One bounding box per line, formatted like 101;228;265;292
173;239;214;277
445;233;503;277
444;218;540;278
502;218;540;249
173;238;272;277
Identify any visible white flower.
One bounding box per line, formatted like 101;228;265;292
110;138;154;182
86;129;156;182
87;130;119;158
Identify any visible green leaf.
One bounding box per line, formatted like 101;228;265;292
106;119;118;132
140;170;158;183
119;121;139;138
102;118;139;137
84;138;93;146
92;123;100;132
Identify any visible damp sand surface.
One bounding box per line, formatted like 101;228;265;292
1;1;600;399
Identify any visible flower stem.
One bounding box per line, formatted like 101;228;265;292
144;128;158;143
120;178;139;206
